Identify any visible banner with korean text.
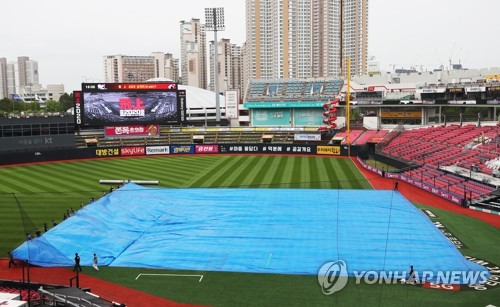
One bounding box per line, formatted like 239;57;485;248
105;125;159;137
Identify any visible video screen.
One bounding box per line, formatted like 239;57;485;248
78;83;180;127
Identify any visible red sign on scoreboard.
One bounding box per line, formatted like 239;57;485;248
105;125;159;137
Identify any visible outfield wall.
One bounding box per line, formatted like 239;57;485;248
0;144;359;166
0;145;469;209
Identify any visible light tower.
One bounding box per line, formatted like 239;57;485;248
205;7;225;124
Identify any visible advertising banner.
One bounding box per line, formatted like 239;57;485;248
195;144;219;154
170;145;194;154
146;146;170;155
121;146;145;156
0;135;76;151
293;108;324;126
294;134;321;141
357;157;463;205
219;144;315;154
73;91;82;127
95;147;120;157
399;174;462;205
418;88;446;94
105;125;159;137
252;109;291;126
465;87;486;93
225;90;239;119
380;111;422;118
178;89;187;123
244;101;325;108
317;146;341;155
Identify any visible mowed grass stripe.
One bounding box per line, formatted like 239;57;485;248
0;174;45;193
220;156;260;187
66;159;163;184
23;164;99;192
335;158;354;189
268;156;289;188
1;167;71;193
0;167;69;193
339;158;369;189
187;156;247;188
106;157;213;185
184;156;239;187
321;157;340;189
103;159;186;183
302;157;313;188
234;155;271;187
324;158;343;189
148;157;219;185
250;156;277;188
24;165;92;191
278;156;295;188
38;163;99;191
94;160;160;180
158;156;225;173
174;155;226;168
290;157;304;188
46;161;125;190
310;157;329;189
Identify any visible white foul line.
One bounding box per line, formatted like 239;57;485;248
135;273;204;282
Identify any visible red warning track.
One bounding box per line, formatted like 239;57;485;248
0;260;204;307
351;157;500;228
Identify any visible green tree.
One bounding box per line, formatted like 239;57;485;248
44;100;63;112
350;107;361;120
59;93;73;112
0;98;13;112
27;101;41;112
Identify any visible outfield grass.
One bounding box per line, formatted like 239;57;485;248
0;156;498;307
0;156;370;254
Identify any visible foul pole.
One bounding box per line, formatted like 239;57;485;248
346;57;351;156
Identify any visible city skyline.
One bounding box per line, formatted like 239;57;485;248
1;0;500;92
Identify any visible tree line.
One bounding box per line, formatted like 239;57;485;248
0;93;74;116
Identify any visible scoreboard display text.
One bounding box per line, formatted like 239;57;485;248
76;83;180;127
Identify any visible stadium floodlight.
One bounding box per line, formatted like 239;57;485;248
205;7;225;31
205;7;225;124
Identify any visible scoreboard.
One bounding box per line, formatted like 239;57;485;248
75;82;181;127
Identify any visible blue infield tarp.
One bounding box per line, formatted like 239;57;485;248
13;183;489;283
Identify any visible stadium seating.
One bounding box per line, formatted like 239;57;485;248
245;79;344;102
334;130;364;145
381;125;499;170
403;166;495;199
74;129;299;147
382;124;499;200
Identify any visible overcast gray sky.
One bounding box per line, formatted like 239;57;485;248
1;0;499;92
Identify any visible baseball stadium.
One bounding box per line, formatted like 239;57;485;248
0;75;499;307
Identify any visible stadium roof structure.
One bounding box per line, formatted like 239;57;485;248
147;78;224;109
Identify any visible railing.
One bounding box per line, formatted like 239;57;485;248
375;124;404;152
69;274;79;288
39;287;110;307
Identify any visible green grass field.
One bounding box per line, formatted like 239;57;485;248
0;156;498;307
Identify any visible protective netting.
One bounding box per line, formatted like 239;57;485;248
13;183;489;283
